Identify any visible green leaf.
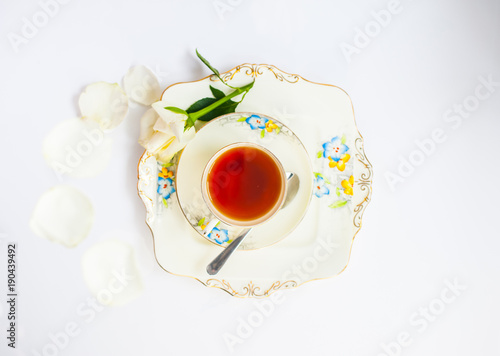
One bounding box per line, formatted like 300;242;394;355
196;49;221;78
196;49;235;89
185;97;238;122
341;135;346;145
317;150;323;158
164;106;188;116
336;187;341;197
210;86;225;99
162;198;168;207
200;100;238;122
182;54;255;131
161;162;174;168
329;200;347;209
186;97;217;114
215;221;220;227
275;126;281;134
198;217;205;226
260;129;265;138
237;117;247;122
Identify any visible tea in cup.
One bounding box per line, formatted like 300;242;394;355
201;143;286;227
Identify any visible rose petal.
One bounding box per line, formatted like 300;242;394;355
168;120;186;142
79;82;128;131
180;126;196;142
156;139;184;163
156;127;196;163
123;65;161;106
81;240;143;306
151;101;188;139
151;115;175;136
30;186;94;247
138;109;176;156
139;103;195;163
43;118;113;178
138;108;160;146
144;132;175;154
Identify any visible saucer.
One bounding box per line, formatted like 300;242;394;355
138;63;373;297
175;113;313;250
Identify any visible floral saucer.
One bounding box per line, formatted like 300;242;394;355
138;64;372;297
175;112;313;250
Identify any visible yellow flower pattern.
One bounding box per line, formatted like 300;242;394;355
320;136;351;172
242;115;281;138
316;136;355;208
341;176;354;196
265;120;279;132
159;167;173;179
328;153;350;172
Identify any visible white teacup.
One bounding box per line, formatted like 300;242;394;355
201;142;287;227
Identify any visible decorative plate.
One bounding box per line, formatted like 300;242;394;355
175;112;313;250
137;64;372;298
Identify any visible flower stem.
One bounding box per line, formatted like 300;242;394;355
189;81;254;121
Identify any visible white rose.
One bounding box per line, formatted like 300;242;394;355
138;102;195;163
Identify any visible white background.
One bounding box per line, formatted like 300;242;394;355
1;0;500;355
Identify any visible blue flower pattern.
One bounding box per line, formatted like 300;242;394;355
246;115;268;130
323;136;349;162
208;227;229;245
158;177;175;200
313;176;330;198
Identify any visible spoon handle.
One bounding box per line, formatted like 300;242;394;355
206;228;253;275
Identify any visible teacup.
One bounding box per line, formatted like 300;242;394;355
201;142;286;227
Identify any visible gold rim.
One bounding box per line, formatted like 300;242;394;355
137;63;373;298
